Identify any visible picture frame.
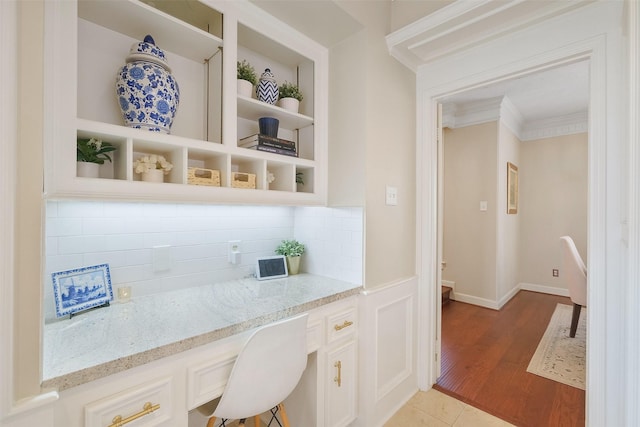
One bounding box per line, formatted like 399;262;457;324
507;162;519;214
52;264;113;317
256;255;288;280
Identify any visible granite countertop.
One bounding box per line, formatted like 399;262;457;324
42;274;361;391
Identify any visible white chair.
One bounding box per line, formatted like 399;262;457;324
560;236;587;338
205;313;309;427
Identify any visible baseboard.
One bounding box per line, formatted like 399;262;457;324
442;279;456;300
451;292;500;310
519;282;570;297
497;285;520;309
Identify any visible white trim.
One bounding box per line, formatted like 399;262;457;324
414;4;624;426
0;0;18;420
451;293;500;310
519;282;570;297
627;1;640;425
520;111;588;141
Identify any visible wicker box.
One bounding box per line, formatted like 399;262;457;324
231;172;256;189
187;167;220;186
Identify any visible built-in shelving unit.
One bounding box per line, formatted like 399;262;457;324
45;0;327;204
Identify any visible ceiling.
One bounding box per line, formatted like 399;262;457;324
442;59;590;125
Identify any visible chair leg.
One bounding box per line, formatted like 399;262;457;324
253;415;261;426
206;416;217;427
570;303;582;338
278;403;291;427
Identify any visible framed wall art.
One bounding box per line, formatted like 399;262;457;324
507;162;518;214
51;264;113;317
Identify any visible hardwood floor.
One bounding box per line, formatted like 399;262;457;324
434;291;585;427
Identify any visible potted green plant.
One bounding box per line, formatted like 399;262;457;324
275;239;305;275
76;137;116;178
278;81;303;113
237;60;257;97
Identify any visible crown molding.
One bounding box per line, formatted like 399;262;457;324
386;0;595;70
443;97;587;141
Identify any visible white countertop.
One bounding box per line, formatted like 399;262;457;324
42;274;361;391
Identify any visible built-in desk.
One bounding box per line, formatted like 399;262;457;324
44;274;361;427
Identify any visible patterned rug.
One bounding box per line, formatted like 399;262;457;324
526;303;586;390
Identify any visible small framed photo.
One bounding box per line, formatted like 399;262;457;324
52;264;113;317
507;162;519;214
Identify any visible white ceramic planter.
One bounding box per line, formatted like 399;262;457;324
141;169;164;183
76;161;100;178
279;97;300;113
237;79;253;98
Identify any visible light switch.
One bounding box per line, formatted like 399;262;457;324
152;245;172;272
480;201;488;211
386;185;398;206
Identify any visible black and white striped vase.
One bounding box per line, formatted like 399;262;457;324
256;68;278;105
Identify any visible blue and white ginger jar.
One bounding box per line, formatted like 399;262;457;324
115;35;180;133
256;68;278;105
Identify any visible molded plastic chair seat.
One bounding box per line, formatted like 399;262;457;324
560;236;587;338
205;313;309;427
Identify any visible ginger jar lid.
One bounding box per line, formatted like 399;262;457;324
260;68;276;82
126;35;171;72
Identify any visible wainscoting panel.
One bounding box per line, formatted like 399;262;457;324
355;276;418;427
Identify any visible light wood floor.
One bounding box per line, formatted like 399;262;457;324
435;291;585;427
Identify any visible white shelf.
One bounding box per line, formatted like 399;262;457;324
78;0;223;62
237;95;314;129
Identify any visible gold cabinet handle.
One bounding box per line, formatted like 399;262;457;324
334;320;353;331
334;360;342;387
109;402;160;427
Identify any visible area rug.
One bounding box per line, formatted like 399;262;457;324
526;303;586;390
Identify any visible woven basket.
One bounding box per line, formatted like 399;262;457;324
231;172;256;189
187;167;220;186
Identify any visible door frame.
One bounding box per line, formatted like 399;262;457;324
414;5;626;425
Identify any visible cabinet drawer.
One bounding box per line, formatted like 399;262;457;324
326;307;357;344
187;353;236;410
84;377;173;427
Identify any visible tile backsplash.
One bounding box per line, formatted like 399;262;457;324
44;201;363;322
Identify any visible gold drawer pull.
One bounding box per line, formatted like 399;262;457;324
334;320;354;331
334;360;342;387
109;402;160;427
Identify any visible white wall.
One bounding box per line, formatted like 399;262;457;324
496;122;520;302
443;122;497;301
518;132;588;290
44;201;363;322
334;0;417;289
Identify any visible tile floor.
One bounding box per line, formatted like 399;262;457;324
384;389;516;427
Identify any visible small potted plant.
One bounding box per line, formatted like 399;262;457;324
237;59;257;98
76;137;116;178
275;239;305;275
133;154;173;183
278;81;303;113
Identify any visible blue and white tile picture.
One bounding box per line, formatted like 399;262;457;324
52;264;113;317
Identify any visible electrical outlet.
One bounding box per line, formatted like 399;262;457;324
553;269;559;277
228;240;241;264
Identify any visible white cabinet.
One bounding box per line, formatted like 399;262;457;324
325;341;357;427
322;303;358;427
45;0;327;205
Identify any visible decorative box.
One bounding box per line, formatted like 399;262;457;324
187;167;220;186
231;172;256;189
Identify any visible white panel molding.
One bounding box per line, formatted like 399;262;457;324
355;277;418;427
520;282;570;297
374;294;413;401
